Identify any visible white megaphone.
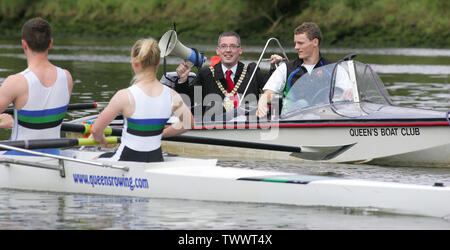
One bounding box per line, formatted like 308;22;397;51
158;30;206;67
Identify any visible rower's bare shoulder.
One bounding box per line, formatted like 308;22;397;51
108;88;130;105
62;69;73;82
61;68;74;89
0;73;27;109
170;88;183;105
3;73;26;83
1;73;27;90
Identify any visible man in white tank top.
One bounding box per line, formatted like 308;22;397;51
0;17;73;154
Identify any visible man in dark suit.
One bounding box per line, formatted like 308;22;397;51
174;31;270;121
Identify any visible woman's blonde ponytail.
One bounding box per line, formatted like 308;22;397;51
131;38;160;68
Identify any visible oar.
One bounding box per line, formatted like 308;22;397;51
164;136;356;160
60;123;354;160
61;122;121;136
163;135;301;153
60;122;301;153
0;137;120;150
3;102;98;115
66;102;98;110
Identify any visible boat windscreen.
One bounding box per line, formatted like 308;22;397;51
281;63;353;115
280;61;393;116
353;61;392;105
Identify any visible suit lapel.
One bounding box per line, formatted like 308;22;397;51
212;63;226;97
214;63;224;81
235;62;246;93
234;61;244;83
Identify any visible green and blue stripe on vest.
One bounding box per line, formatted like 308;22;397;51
17;105;68;129
126;117;169;136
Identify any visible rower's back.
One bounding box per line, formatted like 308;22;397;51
0;17;73;155
10;66;70;141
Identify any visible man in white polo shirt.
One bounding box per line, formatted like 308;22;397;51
257;22;333;118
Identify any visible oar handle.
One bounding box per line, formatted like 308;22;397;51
0;137;120;150
4;102;98;115
61;123;120;136
77;137;119;146
66;102;98;110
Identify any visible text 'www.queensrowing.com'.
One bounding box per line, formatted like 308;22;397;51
72;173;149;191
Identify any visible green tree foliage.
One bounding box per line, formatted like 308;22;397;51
0;0;448;47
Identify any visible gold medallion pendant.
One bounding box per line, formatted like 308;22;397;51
223;93;235;112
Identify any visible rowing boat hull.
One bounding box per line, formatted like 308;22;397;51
1;150;449;218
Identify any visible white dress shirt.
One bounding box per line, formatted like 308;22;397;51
221;63;238;82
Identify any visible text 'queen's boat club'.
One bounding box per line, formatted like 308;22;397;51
349;127;421;137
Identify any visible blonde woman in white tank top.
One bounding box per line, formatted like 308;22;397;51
91;38;193;162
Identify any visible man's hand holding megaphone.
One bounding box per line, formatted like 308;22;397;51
176;61;191;84
176;55;221;83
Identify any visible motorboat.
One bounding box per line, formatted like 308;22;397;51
163;59;450;167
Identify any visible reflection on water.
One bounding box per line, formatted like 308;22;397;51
370;64;450;75
0;53;130;63
1;189;449;230
0;39;449;229
320;48;450;57
387;82;450;110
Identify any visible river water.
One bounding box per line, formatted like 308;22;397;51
0;37;449;230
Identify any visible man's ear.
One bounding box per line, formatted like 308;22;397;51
313;38;319;47
21;39;28;51
48;38;54;50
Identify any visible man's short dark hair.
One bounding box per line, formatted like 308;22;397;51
218;31;241;45
21;17;52;52
294;22;323;45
